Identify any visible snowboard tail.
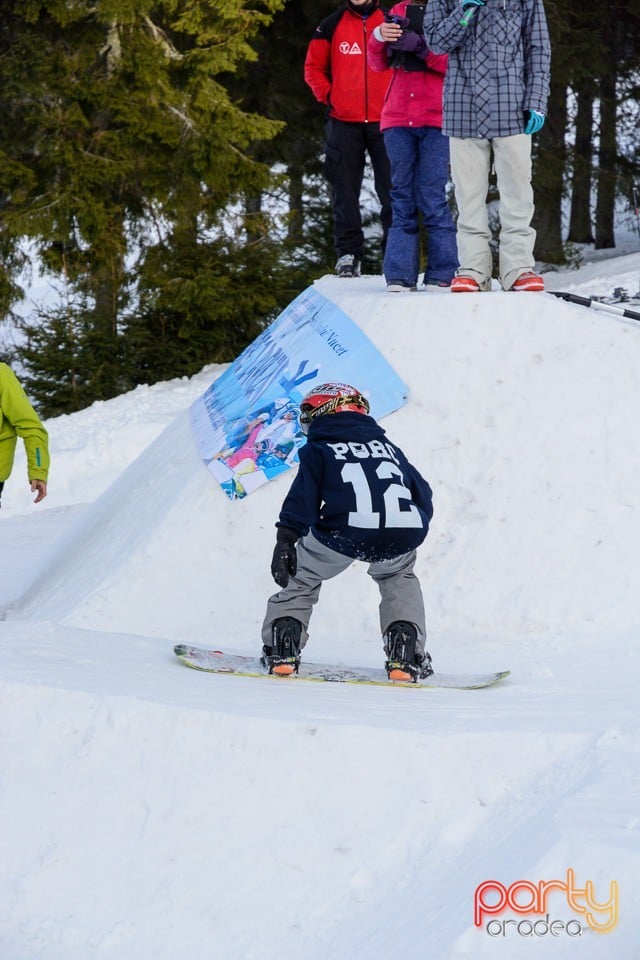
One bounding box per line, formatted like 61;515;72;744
173;644;510;690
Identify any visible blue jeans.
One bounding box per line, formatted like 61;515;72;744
383;126;458;286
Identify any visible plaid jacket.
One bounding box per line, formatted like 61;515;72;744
424;0;550;139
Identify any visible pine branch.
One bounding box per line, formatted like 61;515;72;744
142;16;183;61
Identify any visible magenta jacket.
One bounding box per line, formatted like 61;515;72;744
367;0;447;132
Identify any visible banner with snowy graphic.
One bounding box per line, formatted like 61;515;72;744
189;287;408;500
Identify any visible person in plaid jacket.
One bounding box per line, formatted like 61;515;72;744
424;0;551;293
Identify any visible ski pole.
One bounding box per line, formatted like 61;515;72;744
550;291;640;323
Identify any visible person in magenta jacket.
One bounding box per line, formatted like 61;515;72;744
368;1;458;291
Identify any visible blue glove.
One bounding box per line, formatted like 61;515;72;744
460;0;485;26
391;31;428;56
524;109;545;134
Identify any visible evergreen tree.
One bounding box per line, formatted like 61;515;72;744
532;0;640;262
0;0;288;412
592;0;640;249
531;0;571;264
125;206;318;383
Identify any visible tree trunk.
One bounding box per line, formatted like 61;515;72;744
567;81;595;243
92;266;120;340
244;193;264;246
594;14;618;249
287;165;304;244
532;75;567;263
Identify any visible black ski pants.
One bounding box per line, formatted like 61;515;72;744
323;118;392;262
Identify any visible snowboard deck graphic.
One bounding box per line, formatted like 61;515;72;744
173;644;510;690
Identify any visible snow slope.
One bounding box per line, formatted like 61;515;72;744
1;252;639;959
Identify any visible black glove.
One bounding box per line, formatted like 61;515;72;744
271;527;299;588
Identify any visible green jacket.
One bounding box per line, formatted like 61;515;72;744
0;363;50;483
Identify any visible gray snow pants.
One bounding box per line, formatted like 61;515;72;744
261;531;426;652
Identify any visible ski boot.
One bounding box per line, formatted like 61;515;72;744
261;617;302;676
383;621;433;683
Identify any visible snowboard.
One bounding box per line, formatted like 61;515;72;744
173;644;510;690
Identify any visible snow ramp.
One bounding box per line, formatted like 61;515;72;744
9;276;640;662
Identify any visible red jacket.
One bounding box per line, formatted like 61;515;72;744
304;5;392;124
367;0;447;131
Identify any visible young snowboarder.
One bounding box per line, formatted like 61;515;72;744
261;382;434;682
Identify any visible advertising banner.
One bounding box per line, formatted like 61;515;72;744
189;287;408;500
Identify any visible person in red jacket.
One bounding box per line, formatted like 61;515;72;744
304;0;393;278
368;1;458;291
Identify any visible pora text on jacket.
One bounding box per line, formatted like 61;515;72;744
326;440;400;464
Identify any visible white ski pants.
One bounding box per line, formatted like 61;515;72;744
450;133;536;290
262;532;426;653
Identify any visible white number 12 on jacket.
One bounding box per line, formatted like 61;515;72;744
341;462;423;529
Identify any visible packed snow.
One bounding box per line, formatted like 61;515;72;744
1;249;639;959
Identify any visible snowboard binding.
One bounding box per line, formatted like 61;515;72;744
262;617;302;676
383;621;433;683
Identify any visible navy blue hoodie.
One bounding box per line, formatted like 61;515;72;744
277;412;433;561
